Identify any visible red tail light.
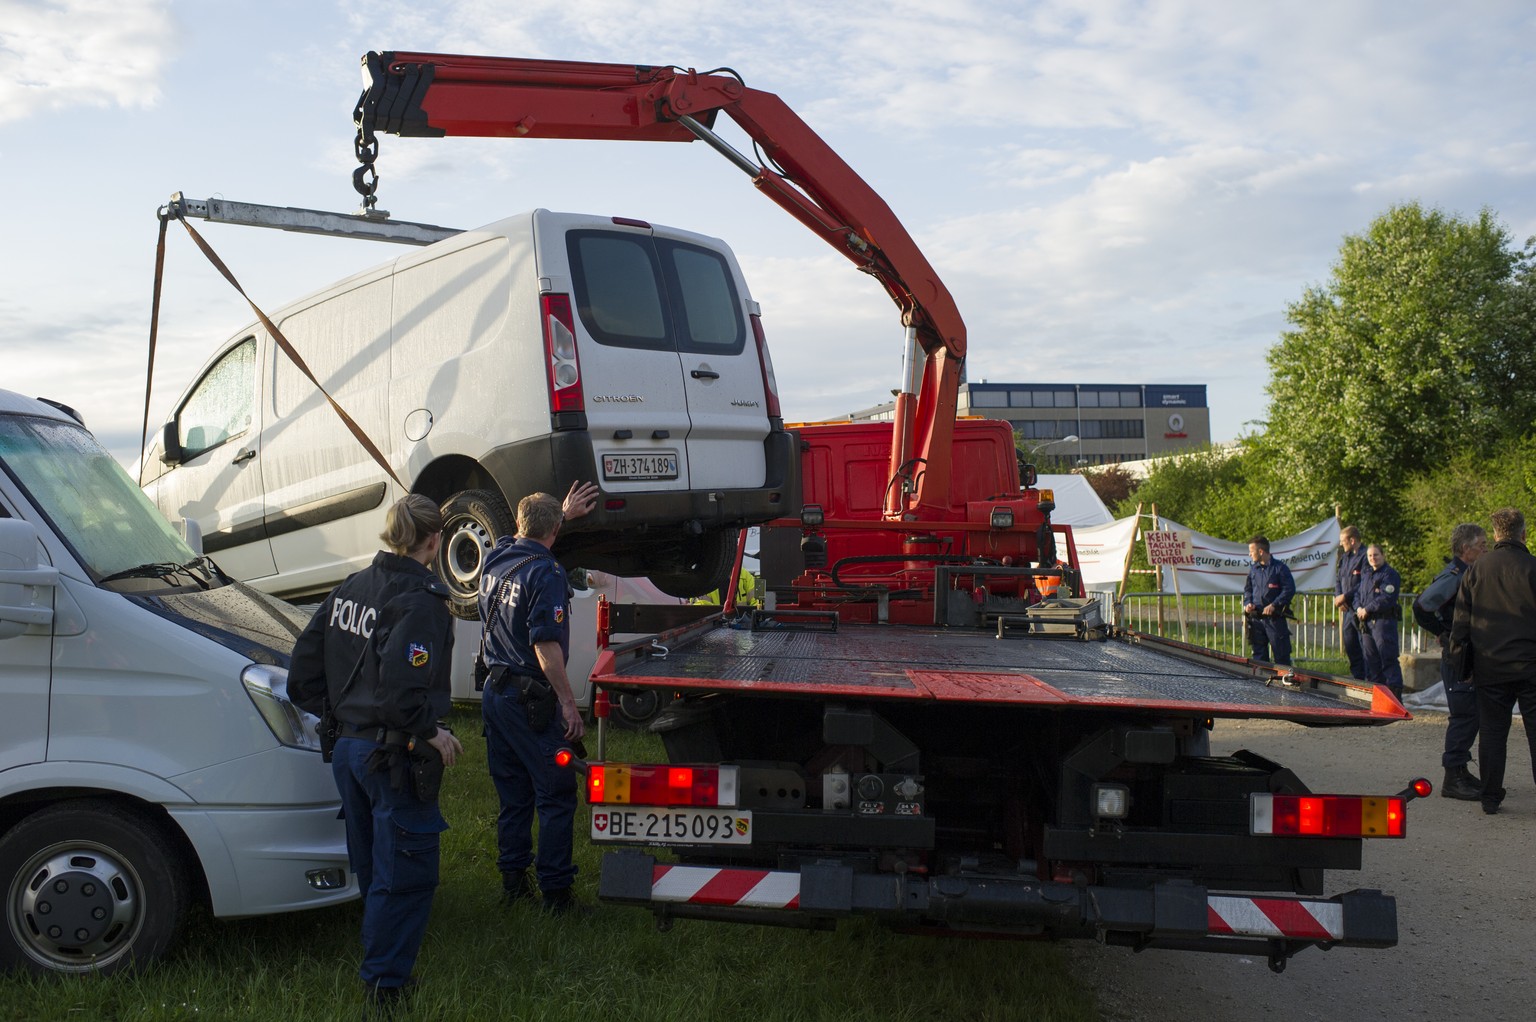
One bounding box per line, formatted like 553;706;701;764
585;762;739;807
750;314;782;419
541;293;584;413
1251;793;1406;838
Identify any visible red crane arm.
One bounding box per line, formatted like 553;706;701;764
357;51;966;515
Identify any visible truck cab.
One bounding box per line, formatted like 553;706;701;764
0;389;352;975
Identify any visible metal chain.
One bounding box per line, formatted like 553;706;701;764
352;100;380;211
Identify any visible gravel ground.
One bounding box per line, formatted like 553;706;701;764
1071;710;1536;1022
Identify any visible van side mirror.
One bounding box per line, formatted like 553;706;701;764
0;519;58;639
161;420;184;466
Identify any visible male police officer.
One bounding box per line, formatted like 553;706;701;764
1413;523;1488;800
479;482;598;913
1333;525;1369;679
1354;544;1406;698
1243;535;1295;665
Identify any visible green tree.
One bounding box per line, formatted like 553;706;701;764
1110;442;1299;538
1398;434;1536;587
1261;203;1536;548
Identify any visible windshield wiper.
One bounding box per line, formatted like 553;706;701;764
99;561;209;588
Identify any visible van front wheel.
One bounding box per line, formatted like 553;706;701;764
0;800;190;975
436;488;516;620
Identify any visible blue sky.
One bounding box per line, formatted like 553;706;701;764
3;0;1534;465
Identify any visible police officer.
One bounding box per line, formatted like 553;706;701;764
1354;544;1406;697
1242;535;1295;665
1333;525;1369;679
479;482;598;913
1412;523;1487;800
288;494;463;1015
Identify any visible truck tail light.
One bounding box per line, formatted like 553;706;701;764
542;293;584;414
750;314;782;420
586;763;739;807
1251;793;1406;838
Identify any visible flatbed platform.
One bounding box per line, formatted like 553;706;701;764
596;622;1408;725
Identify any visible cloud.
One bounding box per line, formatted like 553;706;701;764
0;1;177;125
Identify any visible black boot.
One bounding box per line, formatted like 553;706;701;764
541;886;593;917
1441;764;1483;801
501;869;537;905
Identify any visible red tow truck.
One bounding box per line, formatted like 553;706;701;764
356;52;1424;970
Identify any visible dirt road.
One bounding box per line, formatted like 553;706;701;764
1071;711;1536;1022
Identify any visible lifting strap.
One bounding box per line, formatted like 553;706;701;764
139;208;405;489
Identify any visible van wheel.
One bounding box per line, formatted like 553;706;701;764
649;528;739;600
0;800;190;975
436;489;516;621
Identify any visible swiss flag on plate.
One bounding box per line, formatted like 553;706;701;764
593;812;608;832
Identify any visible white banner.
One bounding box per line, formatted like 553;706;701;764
1156;516;1339;595
1069;517;1141;590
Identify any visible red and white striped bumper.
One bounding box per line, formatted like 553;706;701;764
1207;895;1343;941
650;864;801;909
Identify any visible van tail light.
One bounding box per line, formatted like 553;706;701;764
750;314;782;421
542;293;584;414
1251;793;1407;838
586;762;739;807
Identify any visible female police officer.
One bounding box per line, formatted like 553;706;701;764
288;493;464;1015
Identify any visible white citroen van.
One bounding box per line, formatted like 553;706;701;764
0;390;352;974
139;209;797;618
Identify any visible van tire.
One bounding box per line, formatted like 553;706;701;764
0;800;190;975
436;488;517;620
649;528;739;600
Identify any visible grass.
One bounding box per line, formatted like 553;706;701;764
1;708;1100;1022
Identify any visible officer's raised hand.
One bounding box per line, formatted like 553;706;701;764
562;480;599;522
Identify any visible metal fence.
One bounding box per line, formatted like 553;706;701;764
1107;590;1434;668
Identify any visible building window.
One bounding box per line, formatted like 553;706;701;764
970;391;1009;408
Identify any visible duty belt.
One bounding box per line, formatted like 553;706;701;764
338;722;413;746
486;667;544;693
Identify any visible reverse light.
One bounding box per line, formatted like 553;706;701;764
1092;782;1130;819
586;763;739;808
541;293;584;413
1251;793;1407;838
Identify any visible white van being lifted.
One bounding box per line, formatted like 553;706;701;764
139;209;797;619
0;390;352;974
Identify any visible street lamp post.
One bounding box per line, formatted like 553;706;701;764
1022;434;1079;473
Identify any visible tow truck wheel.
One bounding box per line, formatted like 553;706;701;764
436;488;516;620
649;528;738;600
0;800;190;975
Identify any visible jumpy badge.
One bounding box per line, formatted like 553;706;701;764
407;642;430;668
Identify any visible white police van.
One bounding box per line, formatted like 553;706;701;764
0;389;352;974
139;210;796;619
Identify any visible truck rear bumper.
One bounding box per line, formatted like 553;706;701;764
599;852;1396;961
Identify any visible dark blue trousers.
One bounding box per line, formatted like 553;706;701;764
482;686;578;892
1341;615;1366;679
1247;614;1292;666
1442;656;1479;768
1360;617;1404;695
333;737;447;989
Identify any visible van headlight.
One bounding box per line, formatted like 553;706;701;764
242;664;321;751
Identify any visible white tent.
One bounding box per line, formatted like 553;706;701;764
1037;474;1113;526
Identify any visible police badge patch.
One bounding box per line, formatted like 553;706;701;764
553;606;565;624
408;642;430;668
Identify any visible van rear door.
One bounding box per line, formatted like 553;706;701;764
552;214;769;491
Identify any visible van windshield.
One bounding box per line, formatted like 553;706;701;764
0;413;199;581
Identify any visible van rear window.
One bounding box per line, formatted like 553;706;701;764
568;230;744;355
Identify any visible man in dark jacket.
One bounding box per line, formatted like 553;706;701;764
1450;507;1536;816
1243;536;1295;665
1354;545;1406;698
1333;525;1369;679
1412;523;1487;800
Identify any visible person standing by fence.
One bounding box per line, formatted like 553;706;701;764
1412;522;1487;801
1449;507;1536;816
1354;544;1405;698
1333;525;1369;679
1243;536;1295;666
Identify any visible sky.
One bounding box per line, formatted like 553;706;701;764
3;0;1534;467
